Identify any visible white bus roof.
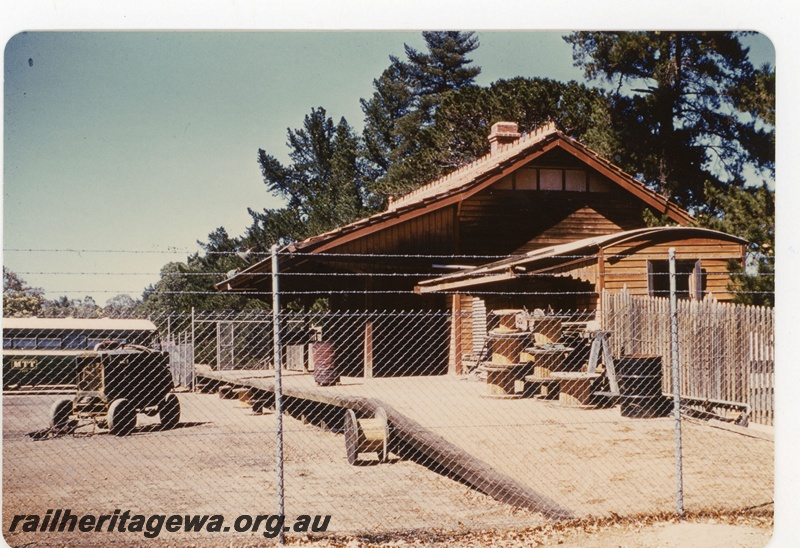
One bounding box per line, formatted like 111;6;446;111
2;317;157;331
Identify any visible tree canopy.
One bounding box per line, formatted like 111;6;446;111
142;227;269;315
3;268;45;317
564;31;775;304
247;108;370;247
565;31;774;209
361;31;483;201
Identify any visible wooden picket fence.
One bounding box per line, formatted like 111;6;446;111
602;289;775;425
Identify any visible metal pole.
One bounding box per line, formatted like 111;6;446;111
271;244;286;544
191;308;196;392
669;248;684;518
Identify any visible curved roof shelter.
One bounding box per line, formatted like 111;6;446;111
415;227;746;299
2;317;157;331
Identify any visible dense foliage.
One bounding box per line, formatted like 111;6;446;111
3;268;45;317
3;268;149;318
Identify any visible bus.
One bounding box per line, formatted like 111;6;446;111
2;317;160;390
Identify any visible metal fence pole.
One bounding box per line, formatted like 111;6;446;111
271;245;286;543
191;307;196;392
669;248;685;518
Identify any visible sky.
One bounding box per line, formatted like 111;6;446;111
2;0;775;305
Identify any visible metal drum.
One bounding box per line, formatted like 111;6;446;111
616;355;672;418
312;342;339;386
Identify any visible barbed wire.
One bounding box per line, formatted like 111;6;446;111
5;248;775;261
13;270;776;278
32;289;777;297
4;248;192;254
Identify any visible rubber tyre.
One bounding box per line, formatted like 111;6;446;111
108;398;136;436
159;393;181;430
50;398;73;430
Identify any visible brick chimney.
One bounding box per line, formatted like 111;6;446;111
488;121;521;155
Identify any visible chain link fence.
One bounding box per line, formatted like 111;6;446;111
2;263;774;544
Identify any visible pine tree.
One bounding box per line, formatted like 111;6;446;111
248;108;370;246
565;31;774;210
403;31;482;122
368;77;610;202
362;32;482;203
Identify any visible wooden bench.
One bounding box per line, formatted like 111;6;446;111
478;362;530;398
524;372;609;406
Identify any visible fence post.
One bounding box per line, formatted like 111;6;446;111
271;244;286;544
191;308;196;392
669;248;685;518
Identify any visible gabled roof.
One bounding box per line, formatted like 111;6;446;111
218;124;694;292
289;123;693;253
414;227;747;294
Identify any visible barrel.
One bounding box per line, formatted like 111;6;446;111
616;355;672;418
311;342;339;386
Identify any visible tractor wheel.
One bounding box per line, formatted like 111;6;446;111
159;393;181;430
108;398;136;436
50;398;73;430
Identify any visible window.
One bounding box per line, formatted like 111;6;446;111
539;169;562;190
516;168;537;190
38;338;62;350
647;259;703;300
510;167;611;192
64;333;88;350
565;169;587;191
13;337;37;350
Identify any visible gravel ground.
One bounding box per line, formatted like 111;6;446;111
2;391;775;547
289;513;775;547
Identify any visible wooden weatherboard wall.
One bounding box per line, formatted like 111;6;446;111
218;124;718;378
601;238;744;301
220;124;695;297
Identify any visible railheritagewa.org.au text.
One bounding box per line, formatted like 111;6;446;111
8;509;331;539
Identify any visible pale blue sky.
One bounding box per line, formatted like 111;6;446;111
2;31;776;304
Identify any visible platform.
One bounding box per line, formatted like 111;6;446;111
196;366;573;518
193;367;773;518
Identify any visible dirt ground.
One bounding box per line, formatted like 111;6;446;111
2;390;775;547
200;372;776;518
3;392;547;546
